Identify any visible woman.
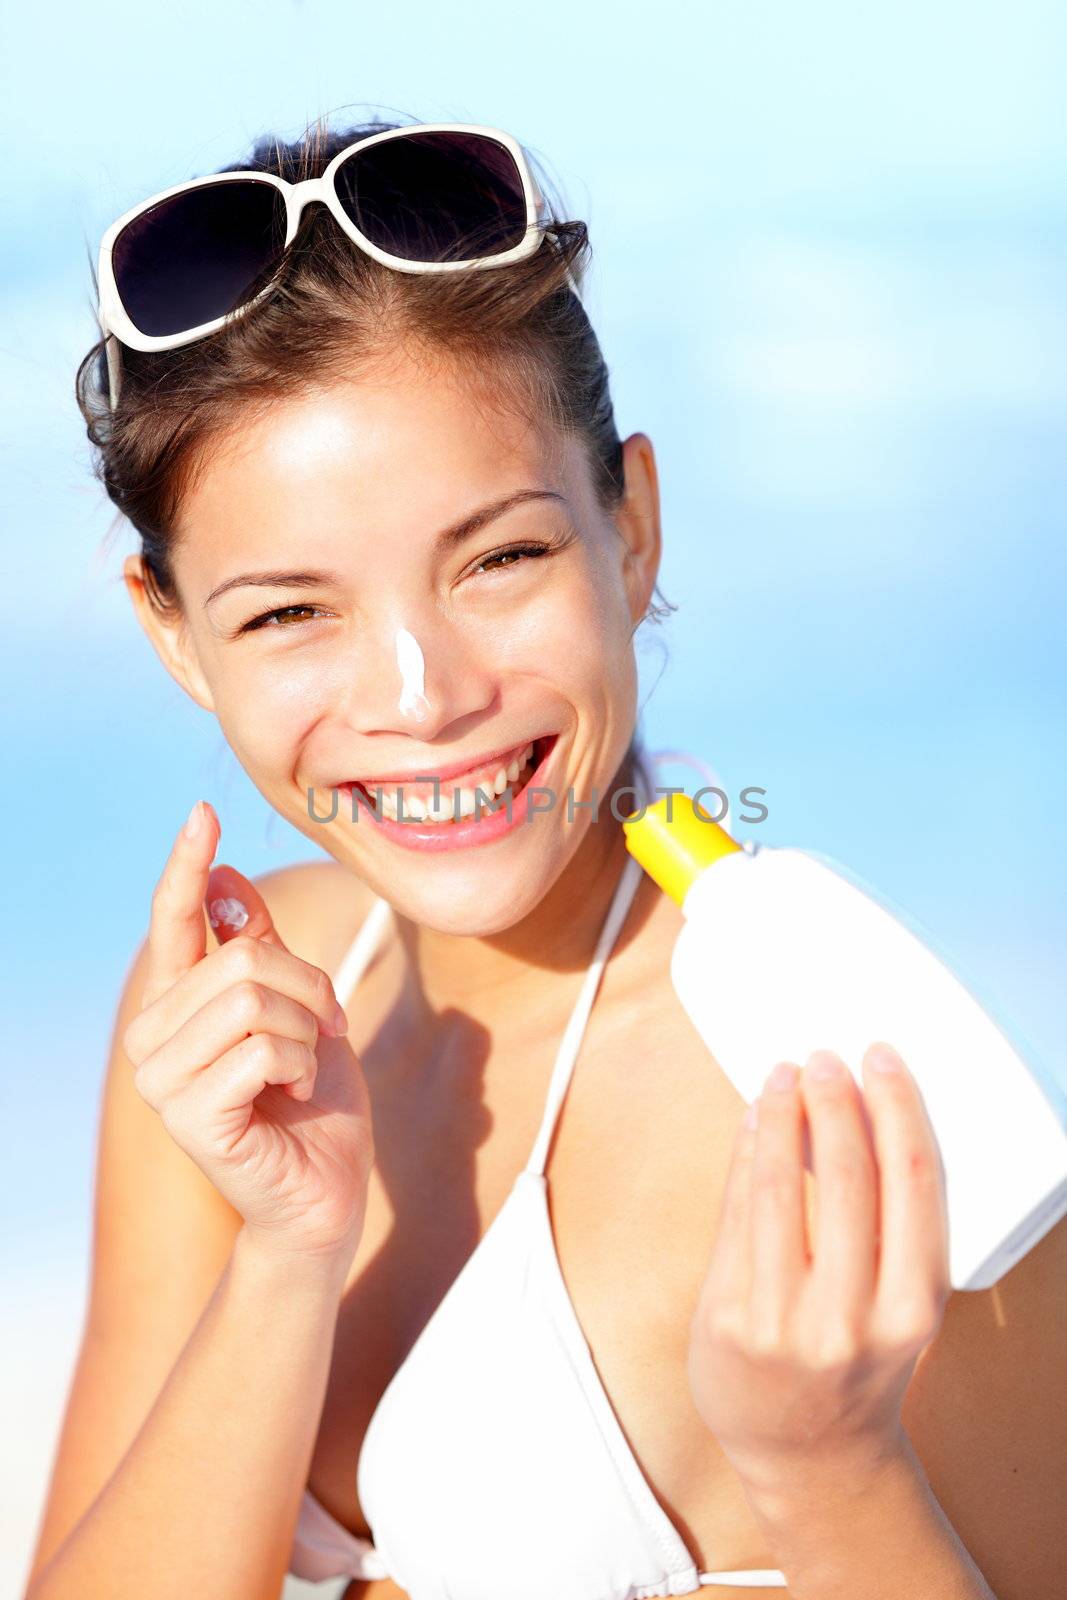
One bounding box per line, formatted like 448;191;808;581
25;117;1067;1600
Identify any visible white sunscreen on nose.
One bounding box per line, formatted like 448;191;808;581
395;627;430;722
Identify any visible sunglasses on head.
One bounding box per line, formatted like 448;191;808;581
97;122;555;409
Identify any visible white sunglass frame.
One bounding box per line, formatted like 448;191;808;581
97;122;552;408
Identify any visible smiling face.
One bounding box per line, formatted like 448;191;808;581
126;345;662;934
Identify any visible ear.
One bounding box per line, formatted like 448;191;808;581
613;432;663;627
123;553;216;713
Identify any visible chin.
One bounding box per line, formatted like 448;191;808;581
382;829;574;936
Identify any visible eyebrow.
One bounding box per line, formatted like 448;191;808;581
203;488;567;610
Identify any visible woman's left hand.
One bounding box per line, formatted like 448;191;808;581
687;1041;951;1494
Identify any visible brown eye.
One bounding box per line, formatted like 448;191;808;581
240;604;322;634
474;541;553;575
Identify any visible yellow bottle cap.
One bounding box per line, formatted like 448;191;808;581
622;793;742;906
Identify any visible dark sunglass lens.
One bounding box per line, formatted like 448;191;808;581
112;180;288;338
333;132;529;263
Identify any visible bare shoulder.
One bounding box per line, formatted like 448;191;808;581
902;1211;1067;1598
247;857;380;980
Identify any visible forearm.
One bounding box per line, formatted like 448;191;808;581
738;1432;998;1600
28;1228;349;1600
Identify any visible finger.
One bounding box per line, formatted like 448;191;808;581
175;1034;320;1144
206;1033;319;1116
801;1050;879;1320
125;936;347;1064
750;1062;808;1324
205;862;288;952
133;984;322;1107
201;858;348;1037
142;801;220;1007
702;1100;759;1304
862;1042;950;1335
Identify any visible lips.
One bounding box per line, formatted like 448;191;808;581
343;733;556;825
357;735;539;790
350;739;534;812
334;733;559;852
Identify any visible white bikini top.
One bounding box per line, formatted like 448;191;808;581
289;750;789;1596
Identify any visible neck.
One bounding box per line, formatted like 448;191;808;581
397;745;648;1007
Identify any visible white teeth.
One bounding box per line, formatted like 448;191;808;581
358;739;544;826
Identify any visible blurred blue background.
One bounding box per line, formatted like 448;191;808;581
3;1;1065;1590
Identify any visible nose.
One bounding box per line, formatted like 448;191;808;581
346;612;498;742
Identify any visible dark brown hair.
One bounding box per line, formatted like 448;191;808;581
77;114;673;630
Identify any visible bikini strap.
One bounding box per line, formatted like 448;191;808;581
524;747;658;1178
523;851;647;1177
332;894;394;1007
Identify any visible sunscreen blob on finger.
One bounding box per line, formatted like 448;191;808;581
395;627;430;722
208;896;249;931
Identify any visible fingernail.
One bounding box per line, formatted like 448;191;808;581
208;896;249;931
183;800;203;839
331;1002;349;1036
742;1100;760;1129
765;1060;799;1093
809;1051;846;1080
868;1042;903;1073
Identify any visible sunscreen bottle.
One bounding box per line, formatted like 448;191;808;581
622;795;1067;1290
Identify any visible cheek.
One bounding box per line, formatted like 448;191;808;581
466;560;631;689
211;650;339;775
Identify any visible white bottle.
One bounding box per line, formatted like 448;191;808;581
623;795;1067;1290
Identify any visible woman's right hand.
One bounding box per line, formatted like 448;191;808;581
121;799;376;1267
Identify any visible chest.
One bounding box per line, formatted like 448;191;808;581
305;953;763;1573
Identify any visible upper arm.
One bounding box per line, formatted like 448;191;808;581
902;1211;1067;1599
24;859;362;1588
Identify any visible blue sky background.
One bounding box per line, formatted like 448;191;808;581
3;1;1065;1588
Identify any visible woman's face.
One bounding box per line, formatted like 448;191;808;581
128;348;662;934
